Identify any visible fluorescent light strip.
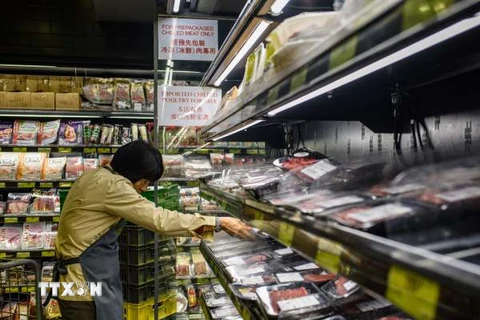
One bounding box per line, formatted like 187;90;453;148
212;120;264;141
270;0;290;14
173;0;181;12
268;14;480;116
214;21;272;87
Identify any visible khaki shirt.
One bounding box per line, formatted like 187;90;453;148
55;167;215;301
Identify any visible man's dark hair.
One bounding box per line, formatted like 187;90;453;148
110;140;164;183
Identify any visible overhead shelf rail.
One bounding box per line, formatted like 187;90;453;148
201;0;480;140
200;184;480;319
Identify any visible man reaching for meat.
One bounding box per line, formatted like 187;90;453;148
54;140;252;320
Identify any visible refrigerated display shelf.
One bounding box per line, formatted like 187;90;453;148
199;293;214;320
199;184;480;319
0;180;74;189
0;250;55;259
0;214;60;224
0;285;36;294
0;144;120;153
201;0;480;140
0;109;154;119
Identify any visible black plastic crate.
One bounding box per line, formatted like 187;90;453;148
120;261;176;286
119;242;176;266
119;226;170;246
122;282;171;303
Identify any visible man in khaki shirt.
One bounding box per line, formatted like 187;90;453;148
54;140;251;320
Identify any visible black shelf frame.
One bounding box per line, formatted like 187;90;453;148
0;214;60;224
200;184;480;319
0;109;154;120
200;0;480;140
0;250;56;259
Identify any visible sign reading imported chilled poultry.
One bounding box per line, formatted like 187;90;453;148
158;86;221;126
158;18;218;61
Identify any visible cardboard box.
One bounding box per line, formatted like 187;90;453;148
59;76;72;93
6;92;31;109
37;76;50;92
0;92;6;107
2;75;16;92
56;93;80;110
15;75;27;92
49;76;61;93
31;92;55;110
26;76;39;92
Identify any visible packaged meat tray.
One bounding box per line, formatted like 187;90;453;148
210;306;240;319
0;153;21;180
321;277;360;300
230;284;259;301
162;155;185;178
0;225;22;250
203;292;234;308
212;284;226;295
6;193;31;214
12;120;40;145
17;153;46;180
226;262;276;282
243;177;281;200
215;242;282;260
221;252;274;267
256;282;332;319
340;296;395;318
283;259;322;272
236;273;278;286
192;250;211;277
176;252;192;278
275;269;336;284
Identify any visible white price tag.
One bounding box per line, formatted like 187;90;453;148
241;276;265;285
276;273;304;283
277;295;320;312
134;103;143;111
343;280;357;291
320;196;364;209
348;204;412;224
223;257;245;266
436;186;480;203
294;263;319;271
381;183;425;195
241;267;265;275
274;248;294;256
300;160;337;180
119;101;127;108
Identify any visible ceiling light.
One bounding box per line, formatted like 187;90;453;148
270;0;290;14
214;21;272;87
173;0;181;13
268;14;480;116
212;120;264;141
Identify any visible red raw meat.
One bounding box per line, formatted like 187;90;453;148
269;287;309;313
244;255;268;264
303;273;336;283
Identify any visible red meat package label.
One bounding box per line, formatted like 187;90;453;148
348;204;412;224
300;160;337;180
277;294;320;312
436;186;480;203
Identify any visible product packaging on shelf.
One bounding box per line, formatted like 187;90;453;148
13;120;40;145
184;157;213;178
0;123;13;145
176;252;192;278
83;159;99;172
6;92;31;109
21;222;46;250
0;225;22;250
0;153;21;180
39;120;60;145
113;80;131;110
55;93;81;111
59;121;88;146
17;153;46;180
98;154;113;167
6;193;32;214
131;80;146;111
321;276;360;301
65;157;84;180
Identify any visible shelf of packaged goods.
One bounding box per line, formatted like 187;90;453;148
199;184;480;319
0;145;120;154
199;293;214;320
0;214;60;224
0;109;154;120
199;242;260;320
0;180;74;189
201;0;480;140
199;186;244;218
0;285;36;294
165;147;266;156
0;250;56;259
175;313;205;320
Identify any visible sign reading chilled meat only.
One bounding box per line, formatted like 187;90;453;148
157;18;218;61
158;86;221;126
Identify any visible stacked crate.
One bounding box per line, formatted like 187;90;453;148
121;184;181;320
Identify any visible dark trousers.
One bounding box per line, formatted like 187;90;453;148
58;299;96;320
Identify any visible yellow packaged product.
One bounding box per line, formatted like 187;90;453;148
17;153;47;180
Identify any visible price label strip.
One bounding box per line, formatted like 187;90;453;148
40;183;54;188
315;239;342;273
17;252;30;258
278;222;295;247
4;217;18;223
42;251;56;257
386;265;440;320
26;217;40;223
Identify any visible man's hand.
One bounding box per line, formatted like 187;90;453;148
219;217;254;240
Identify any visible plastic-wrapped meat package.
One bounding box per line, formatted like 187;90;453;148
83;159;99;172
65;157;84;180
21;222;46;250
6;193;32;214
0;153;21;180
275;156;318;172
192;251;210;277
176;252;191;278
82;79;99;104
39;120;60;145
203;292;233;308
211;306;240;319
340;296;394;318
297;159;340;183
210;153;234;168
138;124;148;142
0;226;22;250
41;157;66;180
321;276;360;300
184;157;213;178
0;122;13;144
0;302;17;318
31;190;58;214
275;269;335;284
43;223;57;249
144;81;154;111
256;282;332;318
131;81;146;111
226;262;276;282
12;120;40;145
180;187;200;210
98;79;114;105
113;80;131;110
59;121;87;146
0;202;5;214
237;273;278;286
222;252;273;267
17;153;46;180
98;154;114;167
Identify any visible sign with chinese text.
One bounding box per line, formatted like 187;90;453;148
158;18;218;61
158;86;221;126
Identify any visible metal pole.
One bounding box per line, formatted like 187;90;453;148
153;13;160;320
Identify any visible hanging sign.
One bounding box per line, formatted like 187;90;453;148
158;86;221;126
158;18;218;61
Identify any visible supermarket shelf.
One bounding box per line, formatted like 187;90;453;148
199;293;213;320
0;214;60;224
0;285;36;294
201;0;480;139
0;180;74;189
0;250;55;259
199;184;480;319
0;109;154;120
0;144;120;154
200;242;260;320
